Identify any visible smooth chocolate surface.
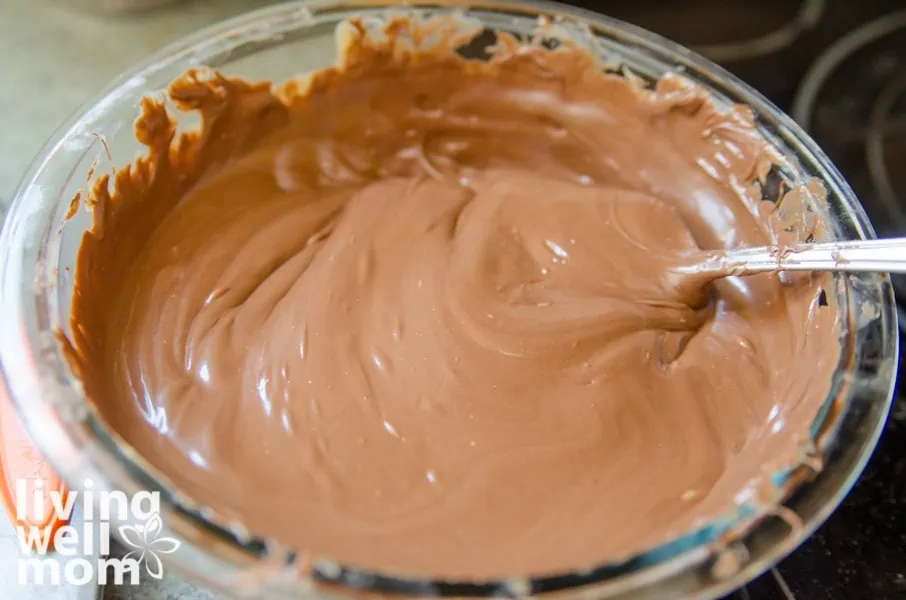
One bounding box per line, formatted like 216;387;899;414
65;16;840;580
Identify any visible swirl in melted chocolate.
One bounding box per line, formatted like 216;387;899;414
64;17;840;580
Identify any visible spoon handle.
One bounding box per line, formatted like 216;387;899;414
684;238;906;275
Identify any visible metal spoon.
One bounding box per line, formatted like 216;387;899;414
666;238;906;298
673;238;906;278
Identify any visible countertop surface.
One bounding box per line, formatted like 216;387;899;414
0;0;276;202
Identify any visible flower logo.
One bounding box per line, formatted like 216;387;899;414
118;512;181;579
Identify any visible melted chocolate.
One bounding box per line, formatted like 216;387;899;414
65;16;840;580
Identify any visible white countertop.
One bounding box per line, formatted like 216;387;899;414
0;2;281;598
0;0;278;202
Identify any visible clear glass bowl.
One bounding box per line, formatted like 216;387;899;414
0;1;897;598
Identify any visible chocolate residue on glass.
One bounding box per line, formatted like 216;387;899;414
63;15;840;580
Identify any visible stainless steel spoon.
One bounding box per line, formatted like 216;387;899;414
673;238;906;278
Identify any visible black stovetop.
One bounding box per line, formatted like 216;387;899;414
567;1;906;598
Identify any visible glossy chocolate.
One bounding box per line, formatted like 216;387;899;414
64;16;839;580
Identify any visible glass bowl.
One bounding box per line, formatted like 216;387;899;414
0;1;897;598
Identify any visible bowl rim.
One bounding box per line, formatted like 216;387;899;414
0;0;898;598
